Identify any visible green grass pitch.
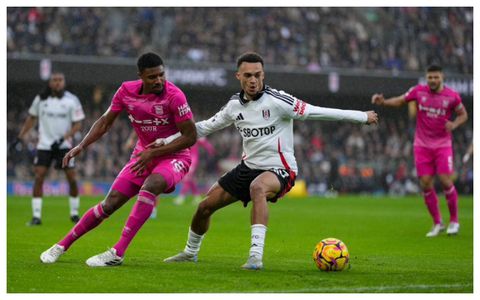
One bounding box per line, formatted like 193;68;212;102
7;194;473;293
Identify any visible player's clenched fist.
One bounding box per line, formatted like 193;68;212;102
371;93;385;105
365;111;378;125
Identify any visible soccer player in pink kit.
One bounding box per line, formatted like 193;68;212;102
40;52;197;266
372;65;468;237
174;137;216;205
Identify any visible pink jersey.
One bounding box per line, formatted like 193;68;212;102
404;84;463;148
110;80;193;156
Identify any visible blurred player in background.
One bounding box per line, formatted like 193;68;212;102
15;72;85;226
462;143;473;164
40;52;197;266
163;52;378;270
371;65;468;237
174;137;216;205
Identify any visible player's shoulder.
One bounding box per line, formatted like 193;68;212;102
263;85;296;106
63;91;81;104
120;79;142;94
442;85;461;97
412;84;429;92
226;93;243;107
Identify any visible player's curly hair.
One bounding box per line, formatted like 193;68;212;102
137;52;164;72
236;52;264;69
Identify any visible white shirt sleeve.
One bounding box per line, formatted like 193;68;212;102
196;101;235;137
70;95;86;122
28;96;41;117
275;95;367;123
301;103;368;123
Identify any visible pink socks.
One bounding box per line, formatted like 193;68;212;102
423;188;442;225
58;203;109;250
113;190;157;257
444;185;459;223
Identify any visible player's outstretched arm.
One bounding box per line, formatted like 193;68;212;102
62;108;120;167
371;93;406;108
195;103;234;137
301;103;377;124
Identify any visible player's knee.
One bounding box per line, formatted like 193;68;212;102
420;179;433;190
197;199;214;217
103;193;124;214
142;176;166;195
34;173;46;184
249;183;266;199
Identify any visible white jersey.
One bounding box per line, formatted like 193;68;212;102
28;91;85;150
196;85;367;174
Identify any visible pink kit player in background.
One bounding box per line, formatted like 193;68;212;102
174;137;216;205
40;52;197;266
372;65;468;237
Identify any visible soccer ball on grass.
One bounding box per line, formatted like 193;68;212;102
313;238;349;271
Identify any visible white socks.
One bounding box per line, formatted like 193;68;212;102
32;197;42;218
184;227;205;256
249;224;267;259
69;196;80;216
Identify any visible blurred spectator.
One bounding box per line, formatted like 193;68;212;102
7;7;473;73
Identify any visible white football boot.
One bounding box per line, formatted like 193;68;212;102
86;248;124;267
163;251;197;263
446;222;460;235
40;244;65;263
425;223;445;237
241;255;263;270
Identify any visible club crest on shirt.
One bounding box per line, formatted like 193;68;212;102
127;104;135;111
421;96;427;103
153;105;164;115
262;109;270;120
443;100;449;108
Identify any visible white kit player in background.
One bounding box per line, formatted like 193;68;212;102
15;71;85;226
162;52;378;270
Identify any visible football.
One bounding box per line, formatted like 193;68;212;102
313;238;350;271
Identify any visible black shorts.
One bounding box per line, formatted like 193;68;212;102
218;161;296;207
33;149;75;169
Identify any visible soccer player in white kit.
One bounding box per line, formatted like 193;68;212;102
16;72;85;226
163;52;378;270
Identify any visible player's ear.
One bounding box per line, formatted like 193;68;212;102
235;72;241;80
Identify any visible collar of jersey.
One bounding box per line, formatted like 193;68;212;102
239;85;267;105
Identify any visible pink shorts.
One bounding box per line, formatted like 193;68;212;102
414;146;454;177
111;154;191;199
183;155;199;182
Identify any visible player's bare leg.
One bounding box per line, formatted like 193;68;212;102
86;174;165;267
438;174;460;235
164;183;236;263
64;168;80;223
242;171;281;270
420;175;444;237
28;166;48;226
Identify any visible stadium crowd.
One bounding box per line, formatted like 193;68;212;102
7;92;473;196
7;7;473;74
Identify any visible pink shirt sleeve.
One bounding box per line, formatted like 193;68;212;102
452;92;464;112
404;85;420;102
109;86;125;112
169;91;193;123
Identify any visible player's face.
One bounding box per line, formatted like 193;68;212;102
426;71;443;92
236;62;264;100
139;65;166;94
49;73;65;94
